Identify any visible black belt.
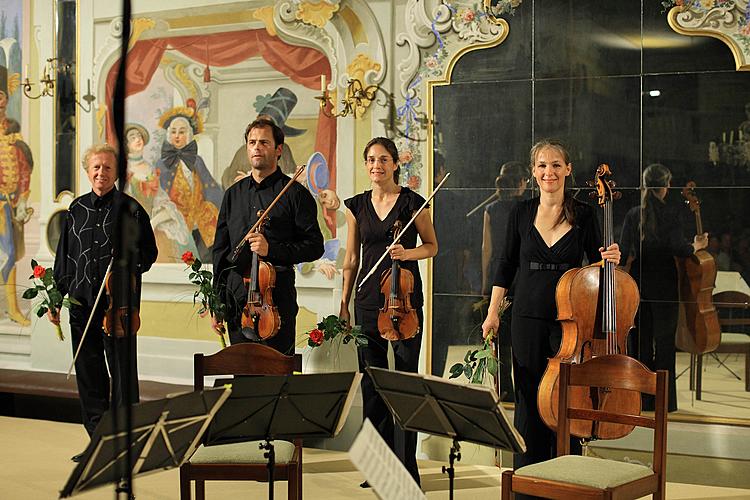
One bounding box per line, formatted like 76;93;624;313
529;262;571;271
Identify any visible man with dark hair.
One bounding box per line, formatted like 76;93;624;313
48;144;158;459
212;118;323;354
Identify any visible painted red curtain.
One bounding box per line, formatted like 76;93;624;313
104;28;336;187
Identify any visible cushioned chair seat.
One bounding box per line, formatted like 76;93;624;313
190;440;296;465
719;332;750;346
515;455;654;489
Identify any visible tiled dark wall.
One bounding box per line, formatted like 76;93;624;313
431;1;750;377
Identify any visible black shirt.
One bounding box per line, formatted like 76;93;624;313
212;167;324;313
53;188;158;309
619;198;693;301
493;197;602;320
345;188;427;310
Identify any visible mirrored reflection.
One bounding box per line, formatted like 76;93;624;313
433;0;750;424
55;0;76;197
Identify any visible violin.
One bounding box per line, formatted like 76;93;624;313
103;270;141;338
377;221;420;341
537;164;641;439
241;210;280;340
675;181;720;354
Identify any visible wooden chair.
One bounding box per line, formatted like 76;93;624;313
502;354;668;500
179;343;303;500
694;291;750;400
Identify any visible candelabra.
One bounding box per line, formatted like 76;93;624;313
315;76;382;119
22;57;96;112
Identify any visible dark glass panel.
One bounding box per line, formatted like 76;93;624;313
534;0;641;79
431;294;487;378
534;76;641;187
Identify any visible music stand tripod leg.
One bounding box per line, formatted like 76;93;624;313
440;439;461;500
712;352;742;380
261;440;276;500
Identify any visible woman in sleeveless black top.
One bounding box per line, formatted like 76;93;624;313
340;137;438;486
481;140;621;489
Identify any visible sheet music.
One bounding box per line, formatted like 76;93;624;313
715;271;750;296
348;418;425;500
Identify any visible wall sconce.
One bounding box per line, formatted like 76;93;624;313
315;76;383;119
22;57;96;112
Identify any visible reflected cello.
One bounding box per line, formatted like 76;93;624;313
537;164;641;439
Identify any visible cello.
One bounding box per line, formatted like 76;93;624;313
378;221;420;341
675;181;721;354
537;164;641;439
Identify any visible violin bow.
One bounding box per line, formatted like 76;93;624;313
66;258;114;379
357;172;451;291
229;165;306;263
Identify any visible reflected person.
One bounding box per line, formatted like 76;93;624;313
619;163;708;412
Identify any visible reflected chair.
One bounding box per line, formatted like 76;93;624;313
694;291;750;400
179;343;303;500
501;354;668;500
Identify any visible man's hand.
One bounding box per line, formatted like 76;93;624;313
210;314;225;334
47;308;60;326
247;233;269;257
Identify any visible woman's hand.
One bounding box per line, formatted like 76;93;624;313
600;243;621;266
210;314;225;334
389;243;407;261
338;304;351;326
481;313;500;340
693;232;709;253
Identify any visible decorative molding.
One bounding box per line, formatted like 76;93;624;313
253;6;277;36
667;1;750;71
296;0;340;28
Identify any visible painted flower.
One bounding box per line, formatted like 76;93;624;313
309;328;324;346
181;251;195;266
33;265;46;279
399;150;414;164
700;0;715;8
462;9;476;23
425;55;440;70
741;23;750;36
407;175;421;190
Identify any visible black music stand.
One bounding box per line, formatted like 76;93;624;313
204;372;361;500
60;387;231;498
366;367;526;500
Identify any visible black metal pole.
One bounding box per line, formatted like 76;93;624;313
262;440;276;500
441;439;461;500
111;0;132;498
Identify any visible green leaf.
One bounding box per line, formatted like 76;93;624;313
355;336;368;347
448;363;464;379
471;358;486;384
68;297;82;306
36;306;48;318
463;349;473;363
487;356;499;377
463;364;472;380
31;259;38;269
22;288;38;299
474;349;491;360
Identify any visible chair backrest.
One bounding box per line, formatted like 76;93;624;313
193;343;303;390
557;355;668;486
713;291;750;328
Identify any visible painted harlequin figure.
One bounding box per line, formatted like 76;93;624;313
0;65;32;326
156;104;223;262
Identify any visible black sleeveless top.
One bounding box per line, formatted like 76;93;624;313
344;188;427;311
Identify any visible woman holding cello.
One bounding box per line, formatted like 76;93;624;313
619;163;708;412
481;139;621;478
339;137;438;486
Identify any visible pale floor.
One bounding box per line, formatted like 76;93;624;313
1;417;748;500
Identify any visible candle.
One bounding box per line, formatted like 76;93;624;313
740;130;744;142
321;74;326;93
723;131;726;143
730;130;734;144
24;64;29;78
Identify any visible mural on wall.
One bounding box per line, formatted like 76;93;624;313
0;0;32;327
97;24;342;275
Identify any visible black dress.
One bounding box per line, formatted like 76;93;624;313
344;187;426;485
493;197;601;471
620;197;694;412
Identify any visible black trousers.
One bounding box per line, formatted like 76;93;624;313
69;304;139;437
355;306;422;486
511;316;581;486
635;301;678;412
497;304;515;402
228;270;297;355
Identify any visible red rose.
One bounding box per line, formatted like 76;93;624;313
309;328;324;345
33;265;46;279
182;251;195;265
